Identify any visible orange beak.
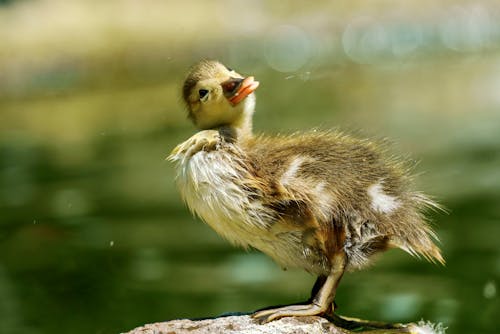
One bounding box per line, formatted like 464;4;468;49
228;76;260;105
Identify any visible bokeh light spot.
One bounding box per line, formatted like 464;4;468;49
264;25;311;72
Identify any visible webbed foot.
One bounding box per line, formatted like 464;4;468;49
252;302;329;324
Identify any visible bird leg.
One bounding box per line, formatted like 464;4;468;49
308;275;335;315
252;253;346;324
168;129;220;160
310;275;328;299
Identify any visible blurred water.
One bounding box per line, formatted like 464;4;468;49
1;1;500;334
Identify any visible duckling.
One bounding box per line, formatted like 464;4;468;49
169;60;444;323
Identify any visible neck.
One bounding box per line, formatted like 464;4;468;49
238;95;257;139
219;113;253;144
232;112;253;139
223;97;255;142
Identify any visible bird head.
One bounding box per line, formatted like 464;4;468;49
182;60;259;132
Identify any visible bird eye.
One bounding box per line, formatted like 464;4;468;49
226;66;233;72
199;89;209;100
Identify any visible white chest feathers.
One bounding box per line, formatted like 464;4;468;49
171;149;272;248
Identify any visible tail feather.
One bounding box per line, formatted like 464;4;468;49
417;242;445;265
394;237;445;265
414;193;446;265
392;192;446;265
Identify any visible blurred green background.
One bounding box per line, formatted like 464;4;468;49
1;1;499;333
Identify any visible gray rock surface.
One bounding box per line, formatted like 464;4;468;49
124;315;348;334
123;315;444;334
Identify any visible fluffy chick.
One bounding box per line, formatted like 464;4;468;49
169;60;443;323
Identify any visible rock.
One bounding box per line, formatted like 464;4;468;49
124;315;348;334
123;314;445;334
